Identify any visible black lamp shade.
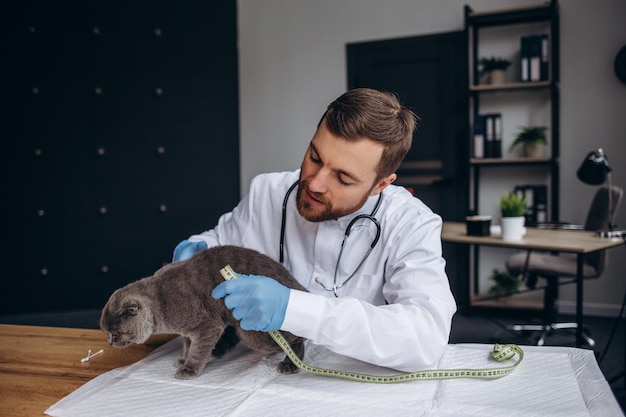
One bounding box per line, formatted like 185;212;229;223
577;149;612;185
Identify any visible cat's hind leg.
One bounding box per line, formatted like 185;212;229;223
175;326;224;380
211;325;239;358
277;336;305;374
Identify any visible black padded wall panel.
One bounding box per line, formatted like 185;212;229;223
1;1;240;314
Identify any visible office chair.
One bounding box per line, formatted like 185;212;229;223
505;185;623;346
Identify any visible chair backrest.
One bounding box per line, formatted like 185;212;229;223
584;185;624;273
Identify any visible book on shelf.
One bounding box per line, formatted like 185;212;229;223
520;34;549;82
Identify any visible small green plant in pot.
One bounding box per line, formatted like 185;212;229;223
487;269;521;297
499;192;526;218
509;126;548;158
478;56;512;84
499;192;527;241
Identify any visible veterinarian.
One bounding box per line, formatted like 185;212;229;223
173;88;457;372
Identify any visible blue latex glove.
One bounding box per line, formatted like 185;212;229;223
211;274;290;332
172;239;208;262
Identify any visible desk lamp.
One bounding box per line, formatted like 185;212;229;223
576;148;621;237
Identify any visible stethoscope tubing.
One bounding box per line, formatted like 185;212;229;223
280;181;300;264
280;180;382;296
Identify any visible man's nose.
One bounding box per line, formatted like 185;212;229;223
308;169;330;193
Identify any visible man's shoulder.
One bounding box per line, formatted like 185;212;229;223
380;186;443;238
385;185;429;208
383;185;440;220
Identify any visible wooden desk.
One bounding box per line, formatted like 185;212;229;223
0;324;174;417
442;221;625;346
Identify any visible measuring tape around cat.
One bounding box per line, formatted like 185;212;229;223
219;265;523;384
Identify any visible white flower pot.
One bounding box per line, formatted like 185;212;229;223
501;216;525;242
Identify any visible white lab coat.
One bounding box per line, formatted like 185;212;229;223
188;170;457;372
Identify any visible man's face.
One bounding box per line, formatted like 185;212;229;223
297;120;396;222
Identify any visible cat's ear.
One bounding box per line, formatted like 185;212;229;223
124;302;140;315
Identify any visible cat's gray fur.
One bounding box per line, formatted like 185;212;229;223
100;245;307;380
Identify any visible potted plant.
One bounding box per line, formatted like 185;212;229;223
478;56;512;84
487;269;521;297
509;126;548;158
499;192;526;241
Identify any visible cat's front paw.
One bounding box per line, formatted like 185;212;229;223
174;357;185;368
175;366;200;380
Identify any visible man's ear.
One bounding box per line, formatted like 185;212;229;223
370;173;397;196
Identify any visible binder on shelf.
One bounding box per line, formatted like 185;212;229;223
514;184;548;226
521;34;549;82
520;35;530;82
484;114;494;158
472;114;486;159
540;33;550;81
491;113;502;158
529;34;542;82
485;113;502;158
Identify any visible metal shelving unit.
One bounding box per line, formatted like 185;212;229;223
464;1;560;308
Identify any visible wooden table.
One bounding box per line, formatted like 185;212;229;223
441;221;625;346
0;324;175;417
2;324;622;417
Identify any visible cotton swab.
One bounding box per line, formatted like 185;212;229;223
81;349;104;363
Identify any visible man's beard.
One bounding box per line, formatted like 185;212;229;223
296;180;371;222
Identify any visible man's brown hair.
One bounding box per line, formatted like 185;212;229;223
319;88;418;181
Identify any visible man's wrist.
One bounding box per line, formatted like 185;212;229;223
280;290;322;336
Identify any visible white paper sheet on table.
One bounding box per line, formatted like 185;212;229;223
45;338;623;417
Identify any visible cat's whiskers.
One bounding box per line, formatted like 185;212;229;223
116;343;154;362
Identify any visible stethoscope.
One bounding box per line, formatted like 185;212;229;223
280;181;382;297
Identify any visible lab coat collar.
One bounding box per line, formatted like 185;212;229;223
334;193;382;228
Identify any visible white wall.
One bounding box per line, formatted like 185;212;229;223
237;0;626;314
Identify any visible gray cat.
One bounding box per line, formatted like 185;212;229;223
100;245;307;380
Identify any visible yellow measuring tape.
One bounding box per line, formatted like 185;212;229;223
219;265;523;384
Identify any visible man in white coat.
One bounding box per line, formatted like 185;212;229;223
174;88;456;372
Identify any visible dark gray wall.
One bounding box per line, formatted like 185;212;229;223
1;1;240;315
